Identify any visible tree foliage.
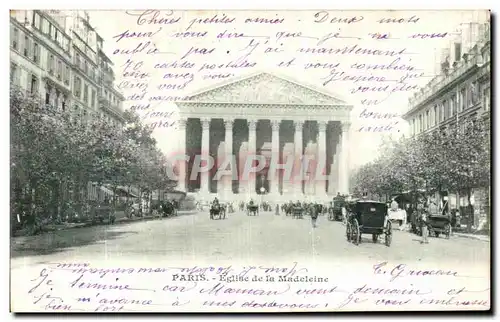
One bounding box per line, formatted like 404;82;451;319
351;118;490;203
10;86;175;234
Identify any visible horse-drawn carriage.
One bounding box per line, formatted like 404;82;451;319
210;203;226;220
346;200;392;247
328;196;346;221
426;214;452;238
91;203;116;224
246;201;259;216
410;209;452;239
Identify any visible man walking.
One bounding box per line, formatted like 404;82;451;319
420;205;429;244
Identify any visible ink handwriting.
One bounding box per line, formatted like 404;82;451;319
108;10;469;132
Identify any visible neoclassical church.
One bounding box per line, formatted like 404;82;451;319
173;72;353;203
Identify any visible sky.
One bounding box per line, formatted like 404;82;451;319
87;9;488;169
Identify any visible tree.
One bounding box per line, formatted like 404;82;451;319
10;86;175;235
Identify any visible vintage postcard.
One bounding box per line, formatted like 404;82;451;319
10;9;491;312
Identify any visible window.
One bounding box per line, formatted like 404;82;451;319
450;96;456;117
75;53;80;68
454;43;461;62
83;84;89;104
460;88;466;111
433;105;438;126
33;12;41;29
57;60;62;80
12;28;19;50
33;43;39;64
64;66;70;85
442;100;447;120
84;60;88;74
23;36;30;57
49;24;55;39
470;82;478;105
91;89;96;108
45;86;51;104
426;110;430;129
74;76;81;98
41;18;49;34
30;75;38;93
62;98;66;111
48;54;55;74
470;113;477;127
418;115;423;133
483;87;490;111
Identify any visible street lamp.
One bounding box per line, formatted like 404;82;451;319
260;187;266;206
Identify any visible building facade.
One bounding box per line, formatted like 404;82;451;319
10;10;124;126
174;72;353;203
10;10;125;201
403;19;491;229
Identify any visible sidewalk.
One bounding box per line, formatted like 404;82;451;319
397;224;490;242
453;232;490;242
12;210;199;238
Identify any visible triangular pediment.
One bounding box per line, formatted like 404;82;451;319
185;72;347;105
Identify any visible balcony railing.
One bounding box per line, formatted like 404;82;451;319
99;96;124;114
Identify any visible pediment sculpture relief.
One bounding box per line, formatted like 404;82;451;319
187;73;345;105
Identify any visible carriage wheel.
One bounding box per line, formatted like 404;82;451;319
346;222;351;241
445;223;452;239
385;221;392;247
351;219;360;245
372;234;378;243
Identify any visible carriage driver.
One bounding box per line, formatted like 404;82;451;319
212;197;219;206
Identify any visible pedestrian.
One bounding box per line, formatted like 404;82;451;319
311;206;319;228
275;204;280;215
420;208;429;244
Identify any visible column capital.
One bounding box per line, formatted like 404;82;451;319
224;118;234;130
341;121;351;133
248;119;257;131
271;120;281;132
201;117;210;130
177;118;187;129
318;120;327;132
294;120;304;131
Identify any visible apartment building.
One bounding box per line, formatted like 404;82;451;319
9;10;125;127
403;19;491;229
10;10;126;202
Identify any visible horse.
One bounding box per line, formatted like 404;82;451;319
161;201;175;217
292;204;303;219
210;203;226;220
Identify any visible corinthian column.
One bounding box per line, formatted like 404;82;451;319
338;122;351;195
224;119;234;199
177;118;187;192
200;118;210;195
316;121;327;199
247;120;257;197
294;120;304;198
270;120;280;196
